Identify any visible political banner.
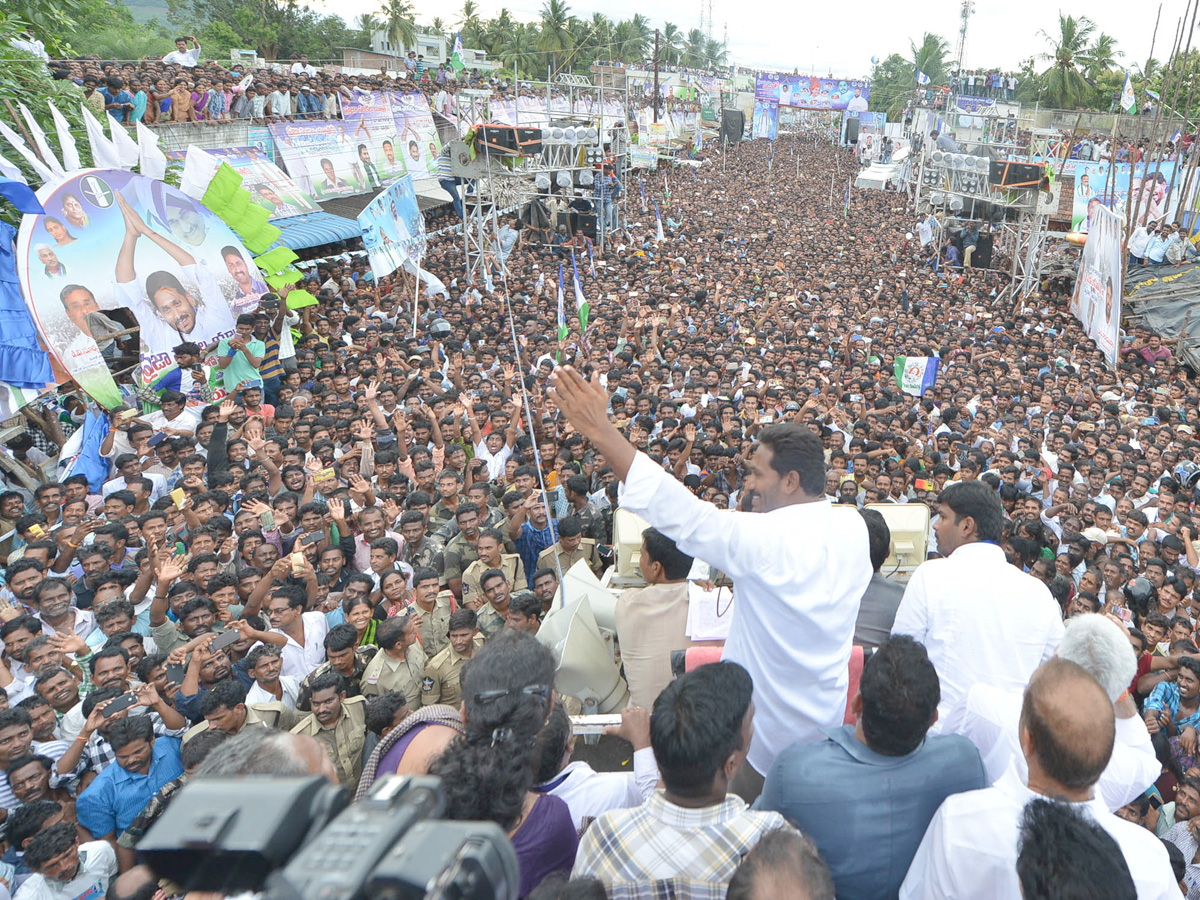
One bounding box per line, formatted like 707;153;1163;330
629;146;659;169
269;91;443;199
164;147;319;220
755;75;870;112
1069;204;1123;367
357;173;427;279
753;100;778;140
1071;161;1193;232
15;169;256;408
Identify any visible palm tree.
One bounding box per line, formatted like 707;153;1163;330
380;0;417;54
1039;13;1097;108
704;37;726;68
356;12;382;47
623;14;651;62
587;13;613;62
537;0;574;75
458;0;482;46
497;22;539;79
428;16;448;39
660;22;683;65
1080;32;1122;80
909;32;949;85
683;28;706;68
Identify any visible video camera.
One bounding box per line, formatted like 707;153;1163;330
136;775;519;900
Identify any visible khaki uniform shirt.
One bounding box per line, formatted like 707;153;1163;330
420;635;484;707
360;641;428;708
182;702;298;743
291;694;367;787
461;553;525;608
537;539;601;577
614;581;695;709
414;591;454;657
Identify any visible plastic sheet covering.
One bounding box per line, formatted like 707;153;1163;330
1124;261;1200;370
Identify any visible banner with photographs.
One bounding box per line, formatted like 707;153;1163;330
1071;160;1195;232
1069;204;1123;367
357;174;427;279
755;75;870;112
753;100;778;140
269;91;443;199
164;147;320;220
15;169;259;407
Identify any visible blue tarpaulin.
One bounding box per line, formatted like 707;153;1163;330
269;211;362;251
0;221;53;391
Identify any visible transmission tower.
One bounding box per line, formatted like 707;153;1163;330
954;0;974;82
698;0;705;36
706;0;713;40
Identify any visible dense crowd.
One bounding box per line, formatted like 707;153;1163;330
0;81;1198;898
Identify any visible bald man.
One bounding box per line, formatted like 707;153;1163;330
901;659;1176;899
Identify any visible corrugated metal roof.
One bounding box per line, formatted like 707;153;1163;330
268;211;363;251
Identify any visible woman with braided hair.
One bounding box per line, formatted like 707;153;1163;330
430;629;577;897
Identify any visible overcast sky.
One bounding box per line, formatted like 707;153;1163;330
334;0;1177;79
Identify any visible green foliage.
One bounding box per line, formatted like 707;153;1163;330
0;18;94;226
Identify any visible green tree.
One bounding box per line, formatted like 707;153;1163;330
868;52;920;119
683;28;706;67
496;21;539;79
1038;13;1097;108
380;0;417;54
660;22;683;65
458;0;482;47
537;0;573;75
910;32;949;85
1081;31;1122;80
704;37;725;68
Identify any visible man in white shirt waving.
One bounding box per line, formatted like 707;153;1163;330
892;480;1063;734
161;36;201;67
902;658;1177;899
550;365;871;803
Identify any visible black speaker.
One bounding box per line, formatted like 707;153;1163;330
988;160;1042;188
719;109;744;144
845;117;860;144
515;127;543;156
951;231;994;268
573;212;597;239
478;125;519;155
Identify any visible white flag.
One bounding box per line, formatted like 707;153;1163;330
136;121;167;179
0;120;55;183
179;144;220;199
17;102;64;177
0;152;27;183
80;106;122;169
916;70;931;85
47;101;81;171
1121;72;1137;114
107;114;140;167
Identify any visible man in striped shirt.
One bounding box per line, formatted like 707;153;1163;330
253;297;288;406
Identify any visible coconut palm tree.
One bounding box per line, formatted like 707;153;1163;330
683;28;706;68
380;0;417;54
660;23;683;65
457;0;483;46
356;13;382;47
537;0;574;75
1039;13;1097;108
623;14;651;62
910;32;949;85
704;37;726;68
497;22;539;79
1081;32;1122;79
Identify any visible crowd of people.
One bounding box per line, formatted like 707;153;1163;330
1;60;1199;896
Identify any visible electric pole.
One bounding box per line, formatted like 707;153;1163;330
653;29;661;123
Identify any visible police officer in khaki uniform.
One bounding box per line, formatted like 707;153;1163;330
290;671;368;787
359;612;427;709
295;623;377;711
536;515;602;576
461;529;525;609
410;566;453;657
399;511;445;573
421;608;483;706
475;568;512;640
441;503;484;598
183;681;298;743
